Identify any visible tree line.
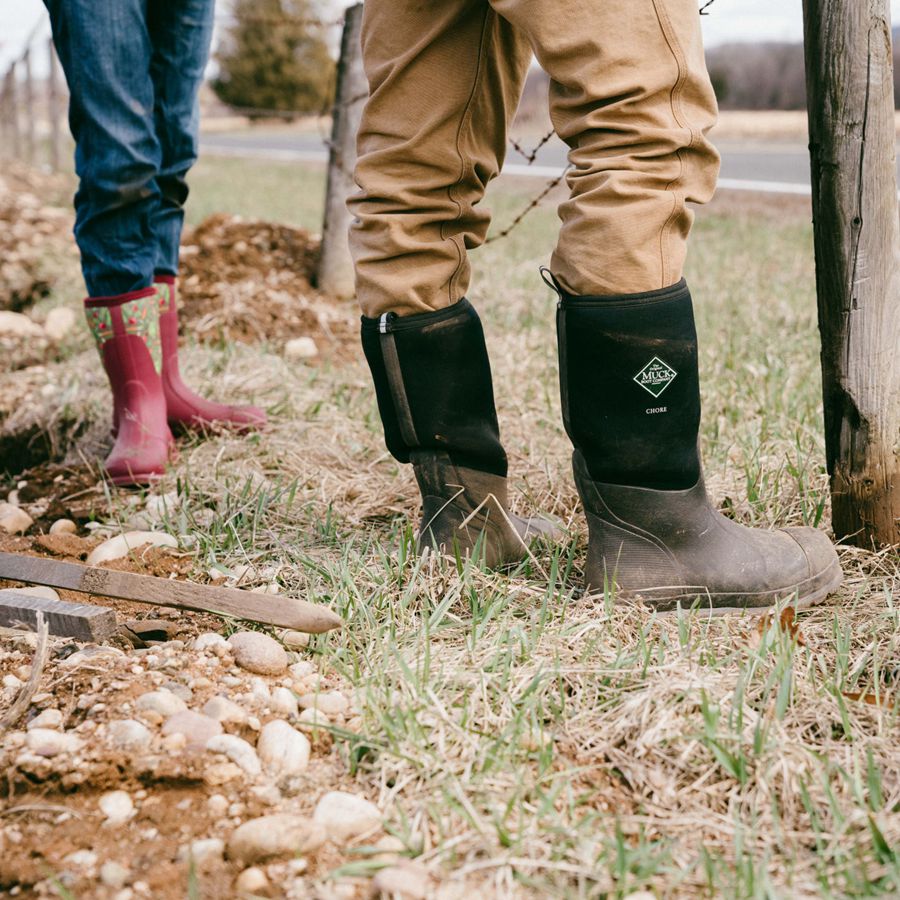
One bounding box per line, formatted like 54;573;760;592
707;30;900;110
211;6;900;116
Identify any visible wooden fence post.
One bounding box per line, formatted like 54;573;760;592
22;47;35;163
6;65;22;159
802;0;900;547
47;38;62;171
316;3;366;299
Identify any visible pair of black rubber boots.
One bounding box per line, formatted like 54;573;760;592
361;278;842;613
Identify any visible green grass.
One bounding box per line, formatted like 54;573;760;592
8;154;900;898
185;156;326;230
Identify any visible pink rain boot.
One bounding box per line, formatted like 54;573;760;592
85;287;173;486
154;275;267;432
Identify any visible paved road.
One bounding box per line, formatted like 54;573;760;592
200;130;900;196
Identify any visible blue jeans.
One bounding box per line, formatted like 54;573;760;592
45;0;214;297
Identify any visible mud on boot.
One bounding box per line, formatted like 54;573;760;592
550;271;843;613
361;298;561;569
413;450;559;568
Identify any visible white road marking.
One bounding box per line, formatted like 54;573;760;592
200;143;899;197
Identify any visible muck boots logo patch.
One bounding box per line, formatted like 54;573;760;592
634;357;677;398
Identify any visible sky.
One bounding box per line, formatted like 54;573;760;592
2;0;900;71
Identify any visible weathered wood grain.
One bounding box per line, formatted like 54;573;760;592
802;0;900;547
0;591;117;641
316;3;365;299
0;553;342;633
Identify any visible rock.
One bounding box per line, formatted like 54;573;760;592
235;866;269;894
59;647;125;669
26;729;83;757
143;491;180;521
228;632;288;676
257;720;310;778
64;849;98;870
43;307;78;341
270;687;299;718
193;632;228;651
164;680;192;701
136;689;187;717
249;582;280;595
3;585;60;602
85;530;178;566
372;835;407;861
161;732;186;752
278;629;310;650
297;708;331;731
226;814;326;865
187;838;225;868
313;792;381;843
99;860;130;889
250;784;282;807
0;504;33;535
297;691;349;717
208;794;229;816
288;661;315;680
250;678;271;704
26;708;63;731
108;719;152;751
99;791;134;826
372;862;431;899
49;518;77;535
162;711;223;751
203;695;247;724
2;674;23;691
206;734;261;777
284;337;319;360
0;310;43;337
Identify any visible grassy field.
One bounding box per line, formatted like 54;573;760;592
7;156;900;897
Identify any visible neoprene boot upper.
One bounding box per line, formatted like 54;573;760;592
551;273;843;612
361;299;559;565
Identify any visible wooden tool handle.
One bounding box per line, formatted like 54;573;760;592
0;552;342;633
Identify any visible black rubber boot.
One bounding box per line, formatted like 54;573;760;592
549;272;842;612
361;299;559;567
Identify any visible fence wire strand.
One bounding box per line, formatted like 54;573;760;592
0;9;565;247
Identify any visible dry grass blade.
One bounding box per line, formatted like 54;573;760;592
0;611;50;731
843;690;896;711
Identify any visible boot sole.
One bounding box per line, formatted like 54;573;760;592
605;557;844;616
108;471;166;488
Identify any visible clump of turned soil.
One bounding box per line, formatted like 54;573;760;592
178;213;357;353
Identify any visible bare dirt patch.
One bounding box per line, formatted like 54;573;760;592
179;213;358;355
0;625;370;899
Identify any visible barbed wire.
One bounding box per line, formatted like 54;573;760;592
508;128;555;164
214;13;345;28
485;165;568;245
0;7;563;248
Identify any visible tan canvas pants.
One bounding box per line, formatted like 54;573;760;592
349;0;720;318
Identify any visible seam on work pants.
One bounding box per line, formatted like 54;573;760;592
443;4;494;306
650;0;696;289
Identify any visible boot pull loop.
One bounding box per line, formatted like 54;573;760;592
539;266;565;302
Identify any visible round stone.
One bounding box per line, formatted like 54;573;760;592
257;720;310;778
162;711;223;751
107;719;152;751
228;632;288;676
226;814;326;865
136;689;187;717
49;518;77;535
312;791;381;844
